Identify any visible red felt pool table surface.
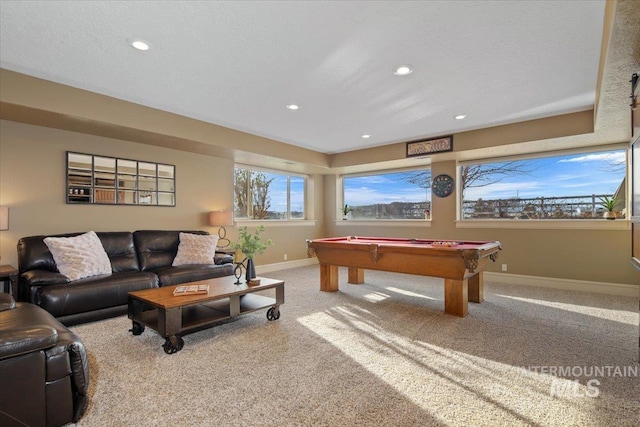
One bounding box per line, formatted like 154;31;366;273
306;236;502;317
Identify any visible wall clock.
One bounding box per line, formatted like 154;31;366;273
432;174;455;197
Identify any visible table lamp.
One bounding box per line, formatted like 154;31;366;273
0;206;8;261
0;206;8;231
208;210;233;248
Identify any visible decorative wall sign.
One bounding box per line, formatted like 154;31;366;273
406;135;453;158
431;174;455;198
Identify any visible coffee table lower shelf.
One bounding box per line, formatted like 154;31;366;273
128;277;284;354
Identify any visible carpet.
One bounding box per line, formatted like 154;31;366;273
70;266;640;426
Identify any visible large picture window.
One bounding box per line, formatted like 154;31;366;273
234;166;306;220
343;169;431;220
460;148;626;220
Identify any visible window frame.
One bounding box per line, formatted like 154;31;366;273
233;164;308;221
340;166;433;222
456;144;630;230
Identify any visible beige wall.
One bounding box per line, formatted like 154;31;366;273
325;159;636;285
0;70;636;287
0;120;635;286
0;120;324;268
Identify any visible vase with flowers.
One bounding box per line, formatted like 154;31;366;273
232;225;274;282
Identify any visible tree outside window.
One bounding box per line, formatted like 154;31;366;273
461;149;626;220
234;167;306;220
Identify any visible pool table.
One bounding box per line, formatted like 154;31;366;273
306;236;502;317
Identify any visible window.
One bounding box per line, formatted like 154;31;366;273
343;169;431;220
460;148;626;220
234;166;306;220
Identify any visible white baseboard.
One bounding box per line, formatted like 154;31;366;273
485;272;639;297
256;257;318;274
256;261;638;297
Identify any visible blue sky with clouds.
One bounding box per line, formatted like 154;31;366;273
253;149;625;212
264;174;304;214
342;149;626;206
466;150;625;200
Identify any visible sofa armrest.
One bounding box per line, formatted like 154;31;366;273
21;270;70;286
54;329;89;420
0;293;15;312
214;253;234;265
0;325;58;360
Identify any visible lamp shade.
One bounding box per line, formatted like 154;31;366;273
0;206;8;230
209;210;233;227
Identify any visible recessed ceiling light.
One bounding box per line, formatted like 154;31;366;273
131;40;150;51
361;134;371;139
454;114;467;120
393;65;413;76
286;104;299;110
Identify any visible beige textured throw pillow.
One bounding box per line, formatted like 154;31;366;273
43;231;112;281
172;233;219;266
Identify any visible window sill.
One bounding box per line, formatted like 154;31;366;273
335;220;432;227
235;219;317;227
456;219;630;230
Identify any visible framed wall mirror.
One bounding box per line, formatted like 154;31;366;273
67;152;176;206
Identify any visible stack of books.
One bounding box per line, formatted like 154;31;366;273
172;284;209;296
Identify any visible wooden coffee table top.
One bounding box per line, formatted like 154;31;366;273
128;276;284;309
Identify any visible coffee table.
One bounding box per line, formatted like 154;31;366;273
128;276;284;354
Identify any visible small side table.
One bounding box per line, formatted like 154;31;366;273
0;265;19;298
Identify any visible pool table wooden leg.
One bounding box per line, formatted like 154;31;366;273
348;267;364;284
468;272;484;303
320;264;339;292
444;278;468;317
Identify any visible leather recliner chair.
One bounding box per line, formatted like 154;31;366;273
0;293;89;426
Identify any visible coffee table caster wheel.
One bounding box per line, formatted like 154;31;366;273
266;306;280;321
129;322;145;335
163;336;184;354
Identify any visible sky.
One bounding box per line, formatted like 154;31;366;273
241;149;626;213
260;174;304;214
343;149;626;205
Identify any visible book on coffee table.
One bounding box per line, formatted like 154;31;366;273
173;284;209;296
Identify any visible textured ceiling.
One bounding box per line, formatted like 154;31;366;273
0;0;624;156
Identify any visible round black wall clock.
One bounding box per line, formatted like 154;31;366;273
432;174;455;197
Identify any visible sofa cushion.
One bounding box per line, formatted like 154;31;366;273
43;231;112;281
35;271;159;317
172;232;218;266
19;234;77;274
152;263;234;287
134;230;207;271
96;232;140;272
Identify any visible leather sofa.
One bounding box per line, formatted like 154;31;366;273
17;230;234;325
0;293;89;426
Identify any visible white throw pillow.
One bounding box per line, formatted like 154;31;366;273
172;233;219;266
44;231;112;281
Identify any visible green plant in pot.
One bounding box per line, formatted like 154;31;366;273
341;204;354;220
598;195;619;220
232;225;274;282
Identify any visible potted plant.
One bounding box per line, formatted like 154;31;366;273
341;204;354;220
598;195;619;220
232;225;274;282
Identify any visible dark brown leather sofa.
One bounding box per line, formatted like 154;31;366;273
17;230;234;325
0;293;89;426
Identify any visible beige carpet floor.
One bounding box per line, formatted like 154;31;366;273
69;266;640;426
